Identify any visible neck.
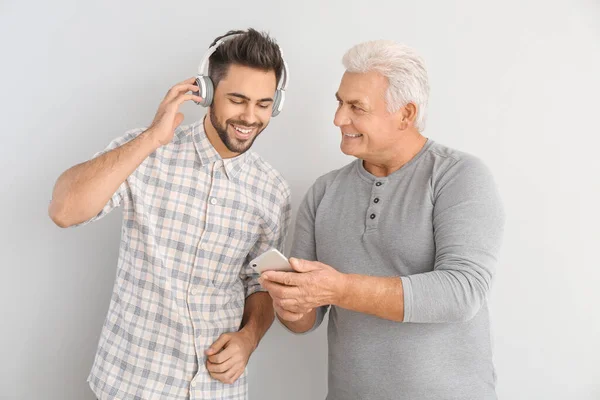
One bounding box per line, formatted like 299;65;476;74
203;114;239;159
363;129;427;177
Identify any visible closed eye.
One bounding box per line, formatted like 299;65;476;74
337;99;364;112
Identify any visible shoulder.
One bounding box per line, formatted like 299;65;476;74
246;151;291;201
304;160;358;203
427;141;493;184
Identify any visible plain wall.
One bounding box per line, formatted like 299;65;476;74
1;0;599;398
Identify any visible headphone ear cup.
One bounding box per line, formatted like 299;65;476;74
271;90;284;117
195;76;214;107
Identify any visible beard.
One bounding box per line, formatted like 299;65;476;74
209;107;267;155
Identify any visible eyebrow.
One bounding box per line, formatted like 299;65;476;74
227;93;274;103
335;92;367;108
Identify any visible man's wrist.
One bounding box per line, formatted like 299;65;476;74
331;272;351;307
238;326;259;352
141;128;164;151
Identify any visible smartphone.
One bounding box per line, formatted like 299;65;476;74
249;248;294;274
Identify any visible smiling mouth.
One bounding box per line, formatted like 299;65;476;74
230;124;257;139
233;125;252;134
343;133;363;138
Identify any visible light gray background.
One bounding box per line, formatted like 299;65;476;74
1;0;599;399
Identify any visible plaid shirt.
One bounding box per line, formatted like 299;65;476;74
81;120;291;400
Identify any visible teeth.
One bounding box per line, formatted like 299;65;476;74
344;133;362;138
233;125;252;134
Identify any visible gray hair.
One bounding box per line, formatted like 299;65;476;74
342;40;430;131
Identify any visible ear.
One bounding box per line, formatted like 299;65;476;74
398;103;418;130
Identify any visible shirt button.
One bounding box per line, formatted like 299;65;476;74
370;214;376;219
374;198;380;203
191;380;197;387
191;288;198;295
375;182;383;186
210;198;218;205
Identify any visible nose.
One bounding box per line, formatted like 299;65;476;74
239;103;259;125
334;107;351;127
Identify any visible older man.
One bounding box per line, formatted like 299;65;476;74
259;40;505;400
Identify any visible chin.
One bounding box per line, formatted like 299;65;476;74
340;143;361;157
227;134;258;154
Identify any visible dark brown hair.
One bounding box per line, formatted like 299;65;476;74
208;28;283;89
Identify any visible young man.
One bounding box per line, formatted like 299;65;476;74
49;29;291;400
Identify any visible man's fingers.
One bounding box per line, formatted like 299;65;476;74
259;279;297;299
207;358;234;374
170;85;203;101
177;84;202;95
209;368;241;385
258;278;282;295
277;309;305;322
274;303;305;322
278;299;312;314
165;83;200;102
262;271;299;287
178;77;197;86
230;369;244;384
208;346;235;364
173;93;203;107
279;298;307;313
206;334;231;356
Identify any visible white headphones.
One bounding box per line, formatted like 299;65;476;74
194;32;289;117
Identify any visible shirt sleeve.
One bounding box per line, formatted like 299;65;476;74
72;128;144;227
289;179;330;332
401;156;506;323
240;182;292;298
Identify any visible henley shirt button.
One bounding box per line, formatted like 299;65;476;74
375;182;383;187
370;214;376;220
374;198;380;203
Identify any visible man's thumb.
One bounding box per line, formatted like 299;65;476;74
289;257;312;273
173;112;184;129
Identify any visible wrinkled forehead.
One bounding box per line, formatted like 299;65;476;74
337;70;388;106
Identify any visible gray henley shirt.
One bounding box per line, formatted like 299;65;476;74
290;139;505;400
